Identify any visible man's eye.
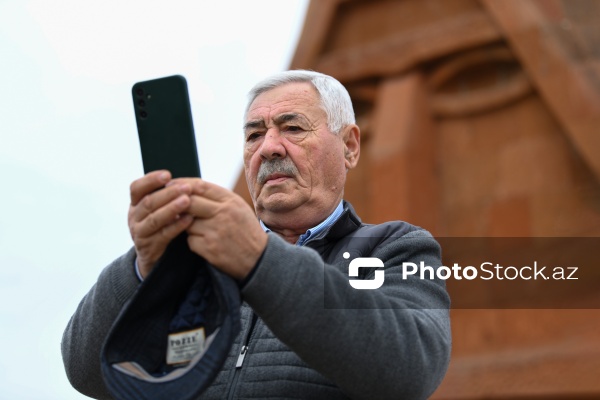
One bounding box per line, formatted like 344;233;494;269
246;133;261;141
285;126;303;132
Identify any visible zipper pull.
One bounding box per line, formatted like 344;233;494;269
236;345;248;368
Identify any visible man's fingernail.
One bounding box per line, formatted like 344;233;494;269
160;172;170;182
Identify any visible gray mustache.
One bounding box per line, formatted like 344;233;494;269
257;158;299;184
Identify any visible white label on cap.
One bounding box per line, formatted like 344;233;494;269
166;327;206;365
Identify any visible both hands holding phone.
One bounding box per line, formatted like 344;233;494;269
130;76;266;282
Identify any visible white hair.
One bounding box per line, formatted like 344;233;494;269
245;70;355;134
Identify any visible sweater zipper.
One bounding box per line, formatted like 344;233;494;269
227;312;258;399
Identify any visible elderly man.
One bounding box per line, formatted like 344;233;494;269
62;70;451;399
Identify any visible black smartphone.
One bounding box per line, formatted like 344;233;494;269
132;75;201;179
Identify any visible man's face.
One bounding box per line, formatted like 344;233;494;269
243;82;353;227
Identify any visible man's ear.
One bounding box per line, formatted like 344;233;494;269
342;124;360;170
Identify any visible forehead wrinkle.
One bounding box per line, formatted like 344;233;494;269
273;113;308;125
245;85;323;129
245;111;311;132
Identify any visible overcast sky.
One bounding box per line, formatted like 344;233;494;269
0;1;308;398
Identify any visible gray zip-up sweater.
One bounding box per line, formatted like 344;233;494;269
62;202;451;399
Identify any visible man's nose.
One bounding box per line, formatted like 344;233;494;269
259;129;287;160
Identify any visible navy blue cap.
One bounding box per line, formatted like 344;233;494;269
101;234;241;400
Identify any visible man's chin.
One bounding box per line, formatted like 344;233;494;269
257;192;301;213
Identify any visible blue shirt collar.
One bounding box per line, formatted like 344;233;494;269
259;200;344;246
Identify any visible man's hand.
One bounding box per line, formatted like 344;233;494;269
177;178;268;280
128;170;194;278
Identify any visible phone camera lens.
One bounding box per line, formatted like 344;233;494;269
140;111;148;118
136;88;144;96
138;99;146;107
